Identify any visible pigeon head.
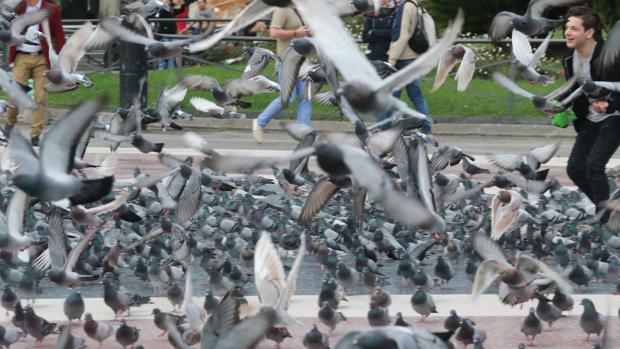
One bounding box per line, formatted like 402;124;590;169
338;82;376;112
450;45;466;59
352;0;371;12
498;267;520;284
44;70;64;84
47;269;65;285
498;190;512;204
291;38;315;56
0;31;11;42
84;313;93;321
147;42;167;57
78;74;94;88
353;330;399;349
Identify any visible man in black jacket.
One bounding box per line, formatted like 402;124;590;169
561;6;620;222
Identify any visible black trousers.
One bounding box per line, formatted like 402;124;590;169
567;116;620;207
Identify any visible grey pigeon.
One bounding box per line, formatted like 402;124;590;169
430;146;475;172
367;301;390;327
521;307;543;346
63;291;85;323
456;318;486;347
444;309;461;331
303;324;330;349
23;306;56;343
83;313;114;348
0;285;18;315
0;324;24;348
0;67;37;110
115;319;139;349
103;278;152;319
55;324;86;349
0;8;50;46
9;97;113;204
394;312;410;327
318;301;347;333
579;298;605;341
410;287;437;321
535;294;565;329
489;0;583;42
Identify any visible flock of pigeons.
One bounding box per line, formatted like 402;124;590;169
0;0;619;348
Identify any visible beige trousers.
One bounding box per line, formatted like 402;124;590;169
5;53;48;137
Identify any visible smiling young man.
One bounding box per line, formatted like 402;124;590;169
561;6;620;222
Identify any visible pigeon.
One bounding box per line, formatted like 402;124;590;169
0;8;50;46
410;287;437;321
488;141;561;180
0;324;24;348
432;44;476;92
63;291;85;323
0;285;18;316
190;97;246;119
83;313;114;348
124;0;163;17
334;326;453;349
103;278;152;319
200;291;276;349
43;21;99;92
9;97;113;204
394;312;410;327
489;0;583;42
579;298;605;341
521;307;543;346
535;294;565;329
152;308;185;337
290;0;463;122
598;19;620;73
0;67;37;110
434;255;454;290
490;190;523;240
367;301;390;327
303;324;330;349
115;319;139;349
512;29;553;85
55;324;86;349
462;157;491;176
471;232;571;301
430;146;475;172
444;310;462;332
492;72;581;113
23;306;56;343
456;318;486;347
318;301;347;333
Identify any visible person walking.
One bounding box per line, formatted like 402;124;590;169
4;0;65;146
251;7;311;144
156;0;178;70
386;0;431;133
362;0;395;62
559;6;620;223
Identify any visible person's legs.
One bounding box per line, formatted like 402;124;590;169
585;116;620;206
254;63;283;143
5;54;29;127
396;59;432;134
294;79;312;126
31;55;48;138
566;119;599;203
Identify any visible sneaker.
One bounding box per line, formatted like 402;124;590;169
3;123;14;138
252;119;263;144
31;135;39;147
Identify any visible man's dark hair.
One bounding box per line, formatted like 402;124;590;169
565;6;604;39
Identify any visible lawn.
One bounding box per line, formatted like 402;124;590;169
17;61;567;121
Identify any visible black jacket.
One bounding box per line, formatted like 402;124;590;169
361;9;395;62
562;41;620;131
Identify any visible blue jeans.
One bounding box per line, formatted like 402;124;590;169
376;59;431;134
158;39;175;70
256;64;312;128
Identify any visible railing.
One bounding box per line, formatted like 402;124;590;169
0;17;571;120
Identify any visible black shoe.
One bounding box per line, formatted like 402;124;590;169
31;136;39;147
3;123;14;138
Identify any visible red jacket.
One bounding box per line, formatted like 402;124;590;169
8;0;66;68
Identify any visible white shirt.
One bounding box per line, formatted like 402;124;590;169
16;0;43;53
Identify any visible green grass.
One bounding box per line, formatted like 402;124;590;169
12;62;567;121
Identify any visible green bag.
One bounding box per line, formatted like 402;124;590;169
551;109;577;128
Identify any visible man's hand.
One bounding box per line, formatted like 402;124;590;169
295;26;310;37
592;99;609;113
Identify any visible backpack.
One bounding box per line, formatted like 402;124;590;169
392;0;436;54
